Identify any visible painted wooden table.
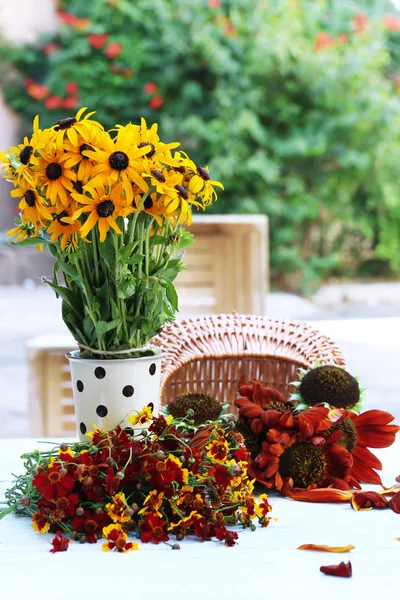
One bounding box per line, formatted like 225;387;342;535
0;438;399;600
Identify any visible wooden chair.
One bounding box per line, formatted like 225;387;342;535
27;315;344;436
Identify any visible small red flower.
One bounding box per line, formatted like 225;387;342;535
70;510;109;543
105;42;123;59
65;81;79;95
87;33;109;49
352;13;368;34
45;95;63;110
383;14;400;32
33;466;74;500
57;10;77;26
62;97;80;110
140;514;169;544
27;84;50;100
214;463;231;487
50;531;70;553
314;32;335;52
143;81;158;94
320;561;352;578
149;95;164;110
208;0;221;7
43;43;60;56
105;467;122;495
337;33;348;44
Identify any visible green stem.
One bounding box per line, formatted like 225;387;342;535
74;257;103;350
91;229;100;288
113;232;129;342
128;187;153;245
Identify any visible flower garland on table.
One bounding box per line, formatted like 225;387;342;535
0;409;272;553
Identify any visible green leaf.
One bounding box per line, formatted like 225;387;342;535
151;235;167;246
98;236;116;274
95;319;121;336
12;236;49;247
119;241;138;260
117;274;136;299
164;279;179;312
125;253;144;265
0;504;16;520
44;279;84;318
55;260;83;285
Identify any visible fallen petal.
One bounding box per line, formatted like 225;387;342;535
396;475;400;483
351;491;388;511
289;488;353;503
381;484;400;496
388;491;400;514
320;561;352;578
298;544;354;553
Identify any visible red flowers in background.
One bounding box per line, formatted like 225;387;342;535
383;14;400;32
105;42;123;59
87;33;109;49
144;82;158;94
149;95;164;110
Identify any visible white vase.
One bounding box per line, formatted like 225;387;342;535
67;347;164;441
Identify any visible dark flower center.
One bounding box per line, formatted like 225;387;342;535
48;471;61;484
299;366;360;409
80;143;93;156
263;400;295;414
144;197;153;209
138;142;156;157
197;166;210;181
73;180;83;194
19;145;33;165
97;199;114;218
46;162;62;181
151;169;165;183
54;117;77;131
57;210;70;226
279;441;326;488
109;151;129;171
24;190;36;207
327;417;357;453
175;185;188;200
174;164;186;174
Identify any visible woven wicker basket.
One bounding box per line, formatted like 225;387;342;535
153;313;345;413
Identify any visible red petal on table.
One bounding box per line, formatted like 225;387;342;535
298;544;355;553
351;491;388;511
320;561;352;578
388;491;400;514
289;488;353;503
382;484;400;495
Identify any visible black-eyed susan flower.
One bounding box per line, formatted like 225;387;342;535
47;200;82;251
6;219;36;243
11;182;53;226
131;192;170;226
50;107;103;151
71;180;124;242
178;152;224;205
35;148;77;208
59;136;100;183
117;118;180;160
81;127;151;203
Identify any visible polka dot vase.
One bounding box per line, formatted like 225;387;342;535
67;348;164;441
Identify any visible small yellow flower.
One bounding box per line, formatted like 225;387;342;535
138;490;165;517
58;447;75;460
105;492;131;523
166;414;173;426
128;405;153;426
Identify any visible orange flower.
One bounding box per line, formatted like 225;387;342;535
333;410;399;487
235;380;295;434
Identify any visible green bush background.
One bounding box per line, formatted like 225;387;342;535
2;0;400;293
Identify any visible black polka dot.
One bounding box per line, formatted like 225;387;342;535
80;422;87;435
96;405;108;417
124;427;134;436
94;366;106;379
149;363;156;375
77;380;84;392
122;385;134;397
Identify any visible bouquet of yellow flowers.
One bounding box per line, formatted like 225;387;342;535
1;108;223;357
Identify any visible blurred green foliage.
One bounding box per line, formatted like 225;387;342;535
2;0;400;292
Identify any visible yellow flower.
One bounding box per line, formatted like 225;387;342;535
35;148;77;208
166;415;173;425
103;522;123;538
128;405;153;426
116;118;180;161
138;490;165;517
82;127;150;203
178;153;223;205
255;494;272;519
131;191;170;227
71;180;124;242
6;221;36;243
206;437;229;462
10;181;52;227
50;107;103;151
47;200;82;251
105;492;131;523
169;510;201;531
